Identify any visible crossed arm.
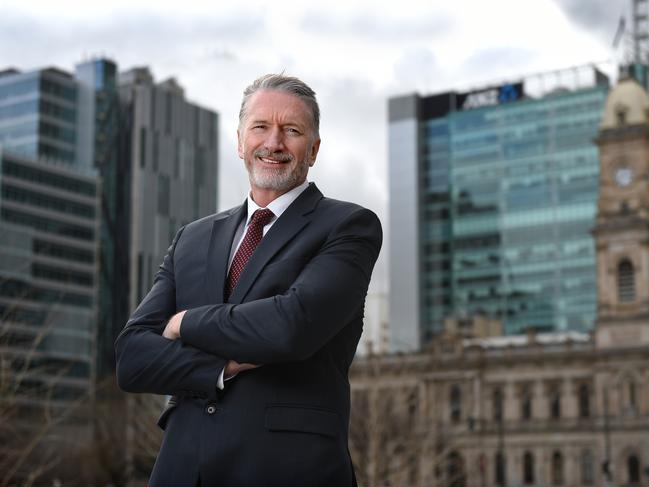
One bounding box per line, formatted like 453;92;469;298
162;311;256;379
115;208;382;396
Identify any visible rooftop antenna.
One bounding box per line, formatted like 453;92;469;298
613;16;626;50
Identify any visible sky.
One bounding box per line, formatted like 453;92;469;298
0;0;631;292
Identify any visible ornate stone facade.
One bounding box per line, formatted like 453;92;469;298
350;330;649;486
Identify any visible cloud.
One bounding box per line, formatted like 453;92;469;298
299;8;455;42
0;7;266;72
553;0;626;43
391;47;443;94
459;47;540;84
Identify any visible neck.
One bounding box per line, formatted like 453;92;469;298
249;180;306;208
250;188;287;208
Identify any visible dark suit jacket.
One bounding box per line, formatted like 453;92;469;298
115;183;382;487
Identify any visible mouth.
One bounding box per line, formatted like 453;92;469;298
258;156;287;165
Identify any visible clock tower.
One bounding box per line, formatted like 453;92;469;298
593;77;649;347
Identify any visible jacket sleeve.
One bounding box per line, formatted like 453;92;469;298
114;226;227;396
180;208;382;364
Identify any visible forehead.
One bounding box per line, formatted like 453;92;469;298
245;89;311;125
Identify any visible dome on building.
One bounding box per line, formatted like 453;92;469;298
601;77;649;130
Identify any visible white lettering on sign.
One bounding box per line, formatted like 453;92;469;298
462;89;499;110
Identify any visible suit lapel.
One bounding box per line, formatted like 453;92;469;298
229;183;323;304
205;202;246;303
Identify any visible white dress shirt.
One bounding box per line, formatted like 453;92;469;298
217;180;310;389
227;180;310;269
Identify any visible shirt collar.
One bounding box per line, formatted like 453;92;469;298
245;180;310;225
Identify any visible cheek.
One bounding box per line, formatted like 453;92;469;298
289;142;310;159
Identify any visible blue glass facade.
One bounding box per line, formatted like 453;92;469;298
417;85;608;338
421;119;452;341
75;59;126;378
0;151;99;401
0;69;78;165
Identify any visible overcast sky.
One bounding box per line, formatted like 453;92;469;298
0;0;631;291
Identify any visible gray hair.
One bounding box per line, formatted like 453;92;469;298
239;73;320;138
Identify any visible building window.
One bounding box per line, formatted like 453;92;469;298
521;385;532;421
450;385;461;423
174;137;181;178
618;259;635;303
616;106;628;126
495;452;506;486
581;450;594;485
195;146;206;187
549;384;561;420
629;381;637;410
158;174;170;217
621;377;638;415
523;451;534;485
153;130;160;172
447;451;466;487
551;451;563;485
137;252;144;303
139;127;147;168
493;387;503;422
578;383;590;418
165;91;172;135
628;455;640;484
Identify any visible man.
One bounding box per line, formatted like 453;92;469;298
115;74;382;487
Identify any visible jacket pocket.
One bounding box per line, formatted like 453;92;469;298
264;404;341;438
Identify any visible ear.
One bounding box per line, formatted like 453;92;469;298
237;129;244;159
308;138;321;167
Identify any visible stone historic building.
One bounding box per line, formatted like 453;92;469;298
349;77;649;487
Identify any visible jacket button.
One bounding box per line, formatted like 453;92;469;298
205;404;218;415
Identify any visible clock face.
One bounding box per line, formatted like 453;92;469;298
615;167;633;187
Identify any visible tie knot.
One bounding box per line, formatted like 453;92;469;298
250;208;274;227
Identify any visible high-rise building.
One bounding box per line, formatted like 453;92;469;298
0;60;129;382
0;59;219;481
389;66;610;351
0;148;100;478
74;59;128;380
117;66;219;477
0;67;81;168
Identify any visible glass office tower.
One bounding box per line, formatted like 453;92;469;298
0;148;99;437
389;67;609;350
75;59;128;379
0;61;123;381
0;68;79;166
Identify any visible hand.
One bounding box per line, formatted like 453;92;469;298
162;310;187;340
224;360;260;379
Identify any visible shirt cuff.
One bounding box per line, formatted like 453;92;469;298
217;366;238;390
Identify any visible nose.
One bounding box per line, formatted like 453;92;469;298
264;127;285;152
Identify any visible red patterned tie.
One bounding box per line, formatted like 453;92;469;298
225;208;275;300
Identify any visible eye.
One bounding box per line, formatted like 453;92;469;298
251;124;266;130
286;127;301;135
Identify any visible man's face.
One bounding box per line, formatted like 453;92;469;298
237;90;320;194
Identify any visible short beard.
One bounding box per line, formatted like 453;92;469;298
247;149;310;192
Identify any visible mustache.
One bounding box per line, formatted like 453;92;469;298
253;149;293;162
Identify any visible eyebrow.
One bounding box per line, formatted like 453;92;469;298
247;118;305;129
